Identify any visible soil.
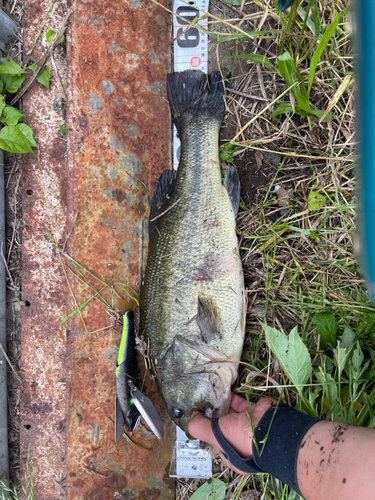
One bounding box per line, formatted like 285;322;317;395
3;0;24;491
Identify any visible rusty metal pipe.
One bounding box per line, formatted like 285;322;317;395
0;5;17;496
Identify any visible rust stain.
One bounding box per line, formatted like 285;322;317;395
21;1;73;498
21;0;174;498
66;0;174;498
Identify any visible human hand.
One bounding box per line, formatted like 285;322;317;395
188;394;277;475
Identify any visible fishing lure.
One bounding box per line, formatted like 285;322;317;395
115;310;141;443
115;310;164;442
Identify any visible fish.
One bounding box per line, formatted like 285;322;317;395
140;70;246;433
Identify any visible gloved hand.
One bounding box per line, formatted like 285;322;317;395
188;393;277;475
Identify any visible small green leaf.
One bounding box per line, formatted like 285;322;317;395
333;343;350;374
315;312;337;347
236;53;275;69
17;123;37;147
46;30;64;44
38;65;50;89
27;49;33;56
308;9;347;95
0;57;25;75
2;106;24;127
28;64;38;72
0;74;27;93
0;125;33;153
351;341;364;373
220;0;241;6
189;479;226;500
316;370;346;422
264;324;312;393
272;102;294;120
308;191;326;211
60;125;67;134
341;324;355;349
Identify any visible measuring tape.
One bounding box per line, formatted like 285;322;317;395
169;0;213;480
173;0;210;168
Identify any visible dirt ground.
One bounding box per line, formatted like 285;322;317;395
3;0;25;490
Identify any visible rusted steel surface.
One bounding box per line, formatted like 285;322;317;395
66;0;174;496
21;0;174;498
21;1;73;498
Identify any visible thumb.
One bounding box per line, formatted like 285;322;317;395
188;412;223;452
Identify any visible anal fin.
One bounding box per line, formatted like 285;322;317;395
224;164;240;216
149;169;176;234
197;297;222;345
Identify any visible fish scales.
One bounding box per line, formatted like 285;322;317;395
141;70;246;432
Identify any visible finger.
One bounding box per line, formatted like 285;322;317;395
230;392;249;413
188;412;223;452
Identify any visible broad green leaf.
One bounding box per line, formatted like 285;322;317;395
46;29;64;44
0;125;33;153
60;125;67;134
308;9;347;95
333;343;350;374
341;324;355;349
2;106;24;127
316;370;347;422
28;63;38;72
0;74;26;93
265;325;312;391
189;479;226;500
236;53;275;69
0;81;3;93
277;52;311;113
0;57;25;75
308;191;326;211
38;65;50;89
357;313;375;338
272;102;294;120
351;341;364;373
17;123;37;147
310;108;333;121
314;312;337;346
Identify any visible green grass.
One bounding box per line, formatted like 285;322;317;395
169;0;375;498
0;447;34;500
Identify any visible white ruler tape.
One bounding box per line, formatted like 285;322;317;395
173;0;209;168
170;0;213;479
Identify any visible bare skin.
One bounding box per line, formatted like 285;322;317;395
188;395;375;500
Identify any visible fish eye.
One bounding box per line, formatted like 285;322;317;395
170;407;184;419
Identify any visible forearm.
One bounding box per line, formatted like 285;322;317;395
297;420;375;500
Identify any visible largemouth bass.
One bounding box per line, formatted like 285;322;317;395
140;70;246;432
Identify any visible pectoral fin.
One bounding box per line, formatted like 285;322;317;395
223;164;240;216
149;169;176;235
197;297;222;344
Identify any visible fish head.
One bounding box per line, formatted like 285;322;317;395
158;338;235;432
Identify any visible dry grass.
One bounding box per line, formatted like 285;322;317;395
175;0;372;498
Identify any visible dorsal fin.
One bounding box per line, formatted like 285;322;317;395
149;169;176;235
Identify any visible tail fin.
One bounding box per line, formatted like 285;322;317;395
167;70;225;132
